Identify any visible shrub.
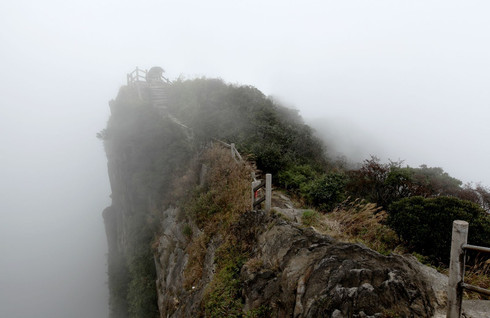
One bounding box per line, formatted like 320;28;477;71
277;164;317;192
302;172;347;211
301;210;320;226
182;224;193;239
165;77;327;176
203;242;246;318
388;196;490;265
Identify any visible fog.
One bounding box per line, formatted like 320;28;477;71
1;1;490;317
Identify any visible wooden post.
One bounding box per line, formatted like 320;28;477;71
231;143;236;161
447;220;469;318
265;174;272;212
251;180;260;210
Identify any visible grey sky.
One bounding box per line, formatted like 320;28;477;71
1;1;489;317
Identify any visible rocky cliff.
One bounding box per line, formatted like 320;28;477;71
101;77;454;318
151;195;449;318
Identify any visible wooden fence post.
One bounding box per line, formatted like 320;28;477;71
251;180;260;210
447;220;469;318
265;174;272;212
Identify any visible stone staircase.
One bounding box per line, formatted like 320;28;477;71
149;83;168;110
148;85;194;139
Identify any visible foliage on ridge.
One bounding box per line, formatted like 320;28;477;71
165;78;327;175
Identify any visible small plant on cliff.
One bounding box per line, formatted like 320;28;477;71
203;241;247;318
301;210;320;226
183;232;210;290
182;224;193;240
245;305;272;318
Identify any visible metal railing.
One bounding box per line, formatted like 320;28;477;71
447;220;490;317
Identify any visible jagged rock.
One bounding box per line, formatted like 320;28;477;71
241;216;440;317
150;209;458;317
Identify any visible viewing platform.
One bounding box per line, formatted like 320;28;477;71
126;66;170;110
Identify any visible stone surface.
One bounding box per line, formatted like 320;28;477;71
240;216;441;317
148;206;490;318
462;300;490;318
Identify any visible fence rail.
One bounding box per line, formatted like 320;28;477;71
463;244;490;253
127;67;147;85
447;220;490;317
126;66;171;86
211;139;243;163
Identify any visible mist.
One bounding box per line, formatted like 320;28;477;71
1;1;490;317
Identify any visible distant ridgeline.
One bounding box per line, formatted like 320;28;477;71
100;67;489;318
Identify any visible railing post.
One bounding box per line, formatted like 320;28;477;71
231;143;236;161
265;174;272;212
251;180;260;210
447;220;469;318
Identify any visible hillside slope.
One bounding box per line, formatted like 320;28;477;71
100;75;463;317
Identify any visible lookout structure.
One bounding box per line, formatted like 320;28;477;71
126;66;171;111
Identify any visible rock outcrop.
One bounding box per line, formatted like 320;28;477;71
241;214;441;317
148;204;451;317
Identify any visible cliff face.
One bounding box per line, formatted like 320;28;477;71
102;85;193;318
101;79;449;318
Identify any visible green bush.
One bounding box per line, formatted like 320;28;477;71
301;210;320;226
277;164;317;192
302;172;347;211
165;77;327;175
388;196;490;265
245;305;272;318
182;224;193;239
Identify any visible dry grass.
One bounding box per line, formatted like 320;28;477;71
310;199;403;255
191;144;253;233
309;199;490;300
244;257;264;273
168;157;200;205
464;254;490;300
183;232;210;289
181;144;253;289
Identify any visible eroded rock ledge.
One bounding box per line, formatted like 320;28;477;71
154;209;448;318
241;213;444;317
